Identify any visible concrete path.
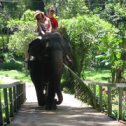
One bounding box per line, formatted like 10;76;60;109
11;84;125;126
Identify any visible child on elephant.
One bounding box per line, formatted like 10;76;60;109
47;6;58;31
34;10;52;37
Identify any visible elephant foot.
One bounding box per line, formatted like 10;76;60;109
45;105;57;110
45;102;57;110
38;102;45;107
38;94;46;106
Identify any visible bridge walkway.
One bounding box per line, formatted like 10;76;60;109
11;84;125;126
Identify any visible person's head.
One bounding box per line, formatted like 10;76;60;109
34;10;45;21
48;7;55;16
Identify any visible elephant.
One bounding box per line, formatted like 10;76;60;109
27;31;72;110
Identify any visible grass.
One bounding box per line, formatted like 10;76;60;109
83;69;126;121
0;68;126;121
0;70;31;83
83;69;111;82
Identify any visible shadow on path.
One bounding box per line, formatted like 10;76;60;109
11;84;125;126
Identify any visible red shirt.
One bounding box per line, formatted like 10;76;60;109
48;17;58;30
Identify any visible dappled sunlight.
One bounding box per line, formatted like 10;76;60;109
12;104;123;126
11;84;125;126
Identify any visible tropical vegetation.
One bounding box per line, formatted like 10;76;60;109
0;0;126;121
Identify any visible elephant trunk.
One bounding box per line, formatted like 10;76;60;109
56;91;63;105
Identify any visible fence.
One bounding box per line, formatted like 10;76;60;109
0;81;26;126
64;64;126;123
85;81;126;121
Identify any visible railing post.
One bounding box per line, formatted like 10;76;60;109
108;86;112;116
99;86;102;111
17;84;20;109
118;88;123;120
23;84;26;103
93;85;96;108
4;88;10;124
9;88;14;117
0;90;3;125
13;86;17;113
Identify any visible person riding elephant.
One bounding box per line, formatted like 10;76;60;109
34;10;52;36
25;10;52;62
47;6;58;31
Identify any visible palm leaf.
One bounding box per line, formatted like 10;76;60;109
63;63;94;106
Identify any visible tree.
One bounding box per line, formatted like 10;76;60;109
99;2;126;82
59;14;121;83
7;10;37;56
58;0;89;19
26;0;45;12
0;0;26;19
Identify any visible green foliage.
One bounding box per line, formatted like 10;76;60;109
0;52;23;71
123;110;126;121
8;26;36;56
0;80;3;84
112;110;118;118
83;69;111;82
25;0;44;11
1;1;26;19
20;9;36;21
0;60;23;71
59;0;89;19
0;70;30;82
100;3;126;24
7;10;37;56
59;14;119;78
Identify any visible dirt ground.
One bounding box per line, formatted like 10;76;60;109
11;84;126;126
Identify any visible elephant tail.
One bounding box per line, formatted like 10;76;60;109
56;92;63;105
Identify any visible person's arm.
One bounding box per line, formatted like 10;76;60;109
47;18;52;32
37;22;45;35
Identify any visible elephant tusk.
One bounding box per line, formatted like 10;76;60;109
37;36;43;40
29;56;35;61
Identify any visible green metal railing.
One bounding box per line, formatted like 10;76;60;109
0;81;26;126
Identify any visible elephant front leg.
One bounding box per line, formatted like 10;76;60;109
34;85;46;106
45;83;56;110
30;70;46;106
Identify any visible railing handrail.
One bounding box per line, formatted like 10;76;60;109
0;81;26;126
84;80;126;88
0;81;24;89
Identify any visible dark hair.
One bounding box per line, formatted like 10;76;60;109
36;14;44;20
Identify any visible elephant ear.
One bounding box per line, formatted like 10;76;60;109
28;38;42;58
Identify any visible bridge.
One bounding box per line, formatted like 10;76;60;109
0;75;126;126
11;84;126;126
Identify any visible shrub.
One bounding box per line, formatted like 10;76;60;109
0;60;23;71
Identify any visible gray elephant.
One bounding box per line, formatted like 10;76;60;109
27;32;72;110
